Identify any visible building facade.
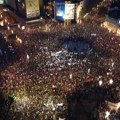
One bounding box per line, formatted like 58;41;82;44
4;0;41;19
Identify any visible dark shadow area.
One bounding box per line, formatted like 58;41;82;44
0;90;14;120
0;33;20;71
67;81;120;120
83;0;102;14
61;37;92;54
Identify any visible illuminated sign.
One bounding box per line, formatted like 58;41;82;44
55;0;65;22
25;0;40;18
64;4;75;20
0;0;4;4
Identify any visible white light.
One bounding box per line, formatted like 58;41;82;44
88;68;90;74
19;39;22;44
111;62;114;67
52;85;55;88
0;21;4;26
21;26;25;30
117;103;120;109
40;17;43;20
107;72;110;75
109;79;113;84
5;19;7;23
18;24;20;28
83;13;89;18
63;15;65;20
17;38;22;44
59;118;65;120
7;26;10;30
99;80;103;86
57;103;63;107
52;107;55;111
109;29;111;33
11;30;14;34
105;111;110;118
69;73;72;79
27;54;29;60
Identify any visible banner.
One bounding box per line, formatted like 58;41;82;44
55;0;65;22
64;4;75;20
25;0;40;18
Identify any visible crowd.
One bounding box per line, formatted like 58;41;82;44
0;13;120;120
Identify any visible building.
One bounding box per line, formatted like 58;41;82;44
4;0;41;19
103;7;120;36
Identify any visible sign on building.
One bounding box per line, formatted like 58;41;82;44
55;0;65;22
25;0;40;19
0;0;4;4
64;4;75;20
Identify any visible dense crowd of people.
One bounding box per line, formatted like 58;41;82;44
0;12;120;120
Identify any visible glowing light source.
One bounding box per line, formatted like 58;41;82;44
27;54;29;60
7;26;10;30
99;80;103;86
18;24;20;28
11;30;14;34
40;17;43;20
109;79;113;85
69;73;72;79
117;103;120;109
21;26;25;30
105;111;110;119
